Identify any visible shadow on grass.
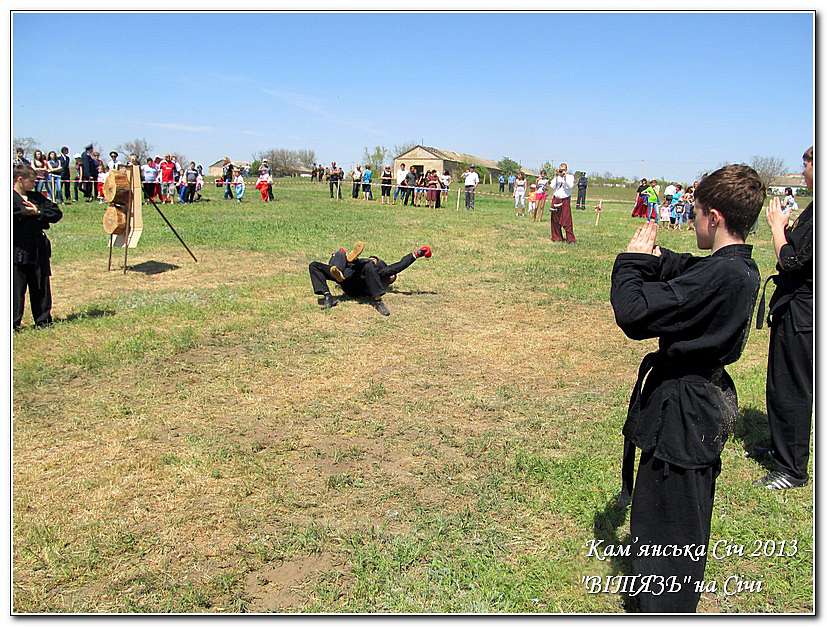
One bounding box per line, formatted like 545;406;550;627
593;495;635;612
13;307;116;332
733;406;774;471
386;289;439;296
60;307;116;323
127;260;181;275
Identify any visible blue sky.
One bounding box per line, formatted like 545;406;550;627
12;11;813;181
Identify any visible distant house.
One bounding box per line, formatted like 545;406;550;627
769;173;807;195
392;145;537;181
208;159;251;177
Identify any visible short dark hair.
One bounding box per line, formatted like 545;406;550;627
803;146;813;163
14;163;35;180
694;164;766;240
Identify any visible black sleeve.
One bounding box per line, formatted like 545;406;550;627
610;252;725;340
27;192;63;227
380;253;416;278
656;247;697;281
778;206;813;273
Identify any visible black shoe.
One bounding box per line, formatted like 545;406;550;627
371;300;390;316
321;293;337;309
754;470;807;490
745;445;775;462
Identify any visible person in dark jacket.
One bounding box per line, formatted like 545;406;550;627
309;242;432;316
754;146;814;490
329;162;343;199
80;143;98;202
222;158;235;200
58;146;72;204
13;164;64;329
576;173;588;210
610;164;764;613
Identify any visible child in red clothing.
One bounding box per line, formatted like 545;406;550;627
255;172;272;201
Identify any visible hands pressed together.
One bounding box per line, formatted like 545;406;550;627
766;196;789;231
626;221;662;256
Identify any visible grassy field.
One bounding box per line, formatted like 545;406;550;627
12;178;813;613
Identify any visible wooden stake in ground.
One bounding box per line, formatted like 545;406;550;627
456;186;461;211
594;200;603;226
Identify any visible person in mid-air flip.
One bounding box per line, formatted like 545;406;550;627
308;241;432;316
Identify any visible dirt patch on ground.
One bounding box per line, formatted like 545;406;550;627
243;553;343;612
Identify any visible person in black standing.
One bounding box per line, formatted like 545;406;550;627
611;164;764;612
403;167;416;206
576;172;588;210
754;146;814;490
380;165;393;205
329;162;342;199
309;243;431;316
13;164;64;329
58;146;72;204
222;157;235;200
81;144;98;202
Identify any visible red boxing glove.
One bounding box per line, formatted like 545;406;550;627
416;245;432;259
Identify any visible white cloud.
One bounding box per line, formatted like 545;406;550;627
145;122;214;133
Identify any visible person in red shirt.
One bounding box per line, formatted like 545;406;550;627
159;155;177;204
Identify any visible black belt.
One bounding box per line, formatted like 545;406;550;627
618;352;723;507
755;274;778;330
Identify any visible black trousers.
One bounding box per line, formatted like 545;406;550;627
577;187;587;208
352;182;360;198
62;176;72;202
403;188;414;205
309;251;387;300
185;183;197;203
83;179;95;200
268;183;274;201
767;310;813;482
309;250;355;295
629;450;719;613
13;262;53;328
330;181;342;199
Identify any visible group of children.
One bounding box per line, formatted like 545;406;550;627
655;184;695;230
631;178;696;230
235;170;274;202
140;155;204;205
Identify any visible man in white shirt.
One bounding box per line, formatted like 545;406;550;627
393;163;407;205
463;165;480;210
351;166;362;199
549;162;577;243
107;151;120;171
663;182;677;202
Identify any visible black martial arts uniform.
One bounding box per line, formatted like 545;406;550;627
13;190;63;328
329;169;342;199
758;202;813;483
610;244;760;613
309;249;416;300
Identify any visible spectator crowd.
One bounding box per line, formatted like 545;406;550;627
13;145;207;206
